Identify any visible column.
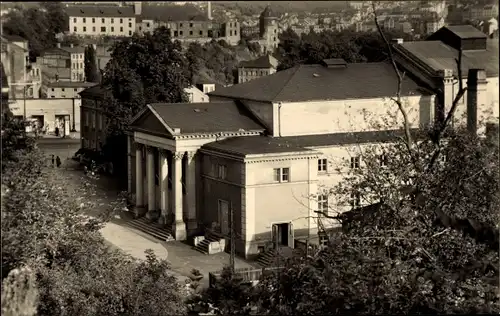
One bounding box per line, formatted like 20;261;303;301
146;146;156;213
135;143;145;216
186;151;198;233
158;149;169;224
172;151;186;240
127;135;132;194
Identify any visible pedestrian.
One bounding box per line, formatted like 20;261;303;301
56;156;61;168
55;127;60;137
51;154;55;167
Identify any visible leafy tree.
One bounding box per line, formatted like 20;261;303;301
1;266;38;316
2;3;68;61
84;45;100;83
100;26;191;181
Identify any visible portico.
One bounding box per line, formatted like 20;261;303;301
127;102;265;241
133;141;196;240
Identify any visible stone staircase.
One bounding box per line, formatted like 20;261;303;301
124;217;175;242
256;246;304;267
193;230;226;255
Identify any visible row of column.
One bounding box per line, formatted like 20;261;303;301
135;144;197;241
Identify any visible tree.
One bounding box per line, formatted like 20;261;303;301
84;45;100;83
2;3;67;61
2;106;186;316
198;2;499;314
100;27;191;180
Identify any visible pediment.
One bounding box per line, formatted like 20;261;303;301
130;106;173;136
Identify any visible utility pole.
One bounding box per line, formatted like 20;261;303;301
229;202;235;272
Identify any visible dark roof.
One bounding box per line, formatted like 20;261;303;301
60;46;86;54
239;54;278;69
399;40;499;77
65;5;135;18
260;5;277;19
43;67;71;80
139;4;207;22
203;129;421;156
79;85;110;99
444;25;488;39
150;101;265;134
210;62;428;103
47;81;97;88
2;34;27;42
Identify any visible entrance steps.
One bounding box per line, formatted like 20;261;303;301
124;217;175;242
257;246;302;267
193;230;225;255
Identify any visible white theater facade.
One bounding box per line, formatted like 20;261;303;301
122;59;441;259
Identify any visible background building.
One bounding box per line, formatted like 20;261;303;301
237;54;278;83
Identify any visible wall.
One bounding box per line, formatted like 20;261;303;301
238;67;274;83
185;86;209;103
9;98;81;132
81;98;107;150
277;95;434;136
69;16;136;37
47;86;86;99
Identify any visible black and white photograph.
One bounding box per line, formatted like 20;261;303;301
1;0;499;315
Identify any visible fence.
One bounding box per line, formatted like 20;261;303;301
208;266;283;288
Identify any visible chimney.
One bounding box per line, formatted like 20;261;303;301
466;69;488;135
207;1;212;20
134;2;142;15
438;68;454;123
56;43;61;48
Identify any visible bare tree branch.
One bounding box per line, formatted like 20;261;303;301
372;1;417;169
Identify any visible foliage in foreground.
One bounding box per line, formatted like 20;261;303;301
1;110;186;315
196;125;499;315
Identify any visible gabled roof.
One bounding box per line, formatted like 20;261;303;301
203;129;422;157
210;62;428;103
60;46;86;54
443;25;488;39
65;5;135;18
138;4;207;22
239;54;278;69
144;101;265;134
78;85;110;99
2;34;27;42
47;81;97;88
398;40;499;78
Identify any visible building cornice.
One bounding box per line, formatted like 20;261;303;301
173;130;262;140
199;148;245;162
244;154;319;164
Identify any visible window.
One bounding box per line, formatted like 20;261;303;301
380;154;388;167
92;18;95;23
189;23;193;27
146;22;150;27
129;22;132;27
111;18;114;23
61;88;65;92
180;23;183;27
230;30;233;36
199;30;203;35
101;26;106;32
318;194;328;215
120;26;123;32
318;158;327;172
217;164;227;180
74;88;78;92
51;96;55;98
120;18;123;23
211;162;217;176
61;95;66;98
273;167;290;182
189;30;193;35
349;192;361;208
73;18;77;23
91;111;96;128
235;30;237;36
350;156;360;169
74;26;77;32
83;18;86;23
129;30;132;36
101;18;105;23
93;26;96;32
319;234;329;247
111;26;114;32
179;30;183;36
51;88;54;91
83;26;87;32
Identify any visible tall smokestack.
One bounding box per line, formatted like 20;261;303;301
466;69;487;135
207;1;212;20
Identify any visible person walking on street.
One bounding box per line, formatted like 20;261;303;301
51;155;55;167
56;156;61;168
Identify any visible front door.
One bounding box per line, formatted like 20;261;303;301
218;199;230;236
272;223;295;248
